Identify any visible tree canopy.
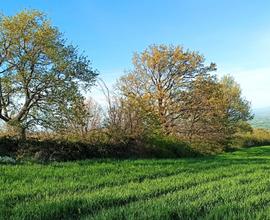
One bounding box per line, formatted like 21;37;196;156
0;10;98;138
116;45;252;144
118;45;216;133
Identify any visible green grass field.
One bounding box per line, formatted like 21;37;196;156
1;146;270;220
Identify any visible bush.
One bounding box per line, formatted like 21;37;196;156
232;128;270;148
189;140;225;155
0;136;19;156
144;135;201;158
15;139;102;162
0;131;201;162
1;128;249;162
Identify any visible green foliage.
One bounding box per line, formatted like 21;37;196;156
0;146;269;219
0;10;98;137
118;44;216;135
145;135;200;158
233;128;270;148
116;45;252;148
0;132;197;162
219;75;253;133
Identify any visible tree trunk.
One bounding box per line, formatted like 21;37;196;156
6;120;26;140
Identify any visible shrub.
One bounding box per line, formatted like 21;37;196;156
0;136;19;156
0;132;200;162
189;140;225;155
232;128;270;148
145;135;201;158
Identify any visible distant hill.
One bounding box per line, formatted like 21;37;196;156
251;107;270;129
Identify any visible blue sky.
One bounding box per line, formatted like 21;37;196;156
3;0;270;108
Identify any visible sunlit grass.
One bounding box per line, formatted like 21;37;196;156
1;146;270;219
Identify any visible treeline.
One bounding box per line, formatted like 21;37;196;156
0;10;267;161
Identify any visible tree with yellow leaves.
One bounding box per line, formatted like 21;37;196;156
118;44;216;134
117;45;252;146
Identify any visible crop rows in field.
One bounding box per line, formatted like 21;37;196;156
0;146;270;219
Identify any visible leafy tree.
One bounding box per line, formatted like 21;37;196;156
176;75;224;141
117;45;252;146
0;10;97;138
118;44;216;134
219;75;253;134
177;75;253;144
